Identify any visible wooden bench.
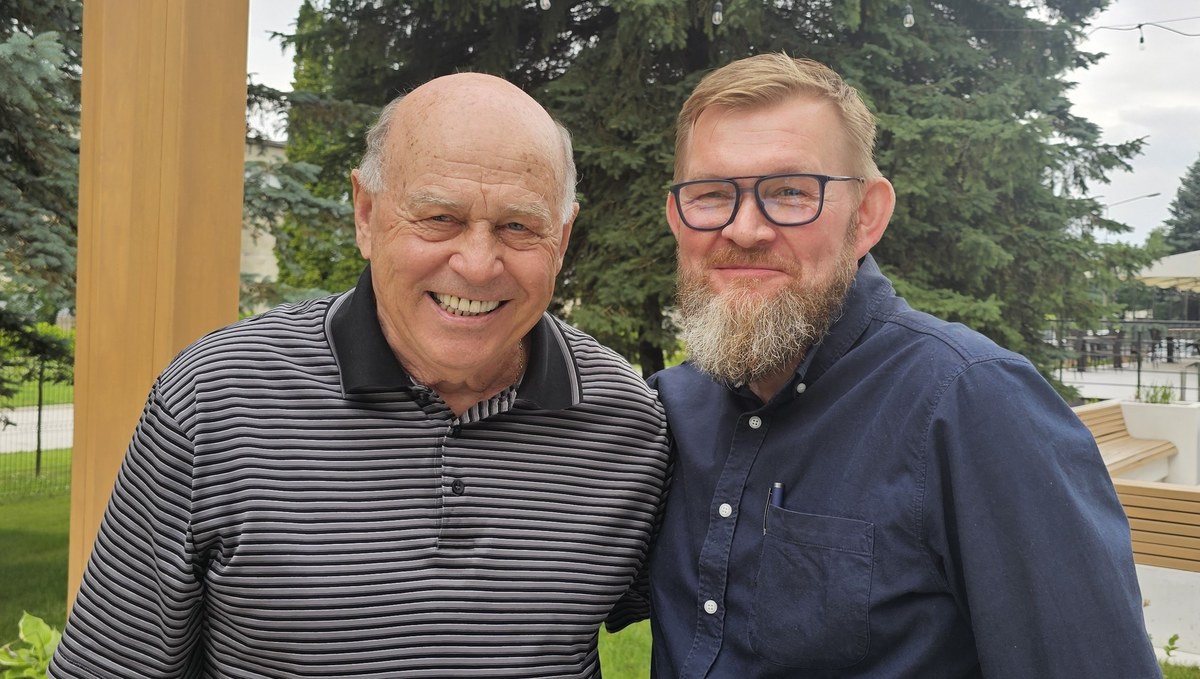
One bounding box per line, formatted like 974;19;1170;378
1114;479;1200;573
1072;400;1177;476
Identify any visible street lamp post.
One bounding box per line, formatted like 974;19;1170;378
1103;192;1161;211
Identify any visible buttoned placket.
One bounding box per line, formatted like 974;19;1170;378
681;409;770;678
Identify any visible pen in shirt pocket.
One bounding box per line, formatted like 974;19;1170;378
763;481;785;533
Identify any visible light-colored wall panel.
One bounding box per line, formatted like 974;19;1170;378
70;0;249;601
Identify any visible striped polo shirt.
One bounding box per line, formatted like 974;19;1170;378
50;269;670;678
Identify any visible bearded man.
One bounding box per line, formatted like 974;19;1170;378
640;54;1159;678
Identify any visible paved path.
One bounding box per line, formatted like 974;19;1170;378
1058;358;1200;402
0;403;74;453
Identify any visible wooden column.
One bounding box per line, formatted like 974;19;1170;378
69;0;249;601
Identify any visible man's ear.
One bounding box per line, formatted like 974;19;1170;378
351;169;373;259
853;177;896;259
665;192;684;240
555;202;580;273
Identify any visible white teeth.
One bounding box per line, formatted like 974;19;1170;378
433;293;501;316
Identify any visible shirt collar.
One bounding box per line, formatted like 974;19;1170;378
800;253;894;385
325;266;580;411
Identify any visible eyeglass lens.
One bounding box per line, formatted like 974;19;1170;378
676;174;825;229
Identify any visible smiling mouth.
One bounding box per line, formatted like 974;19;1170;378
431;292;503;317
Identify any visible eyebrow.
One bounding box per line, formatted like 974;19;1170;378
407;191;461;211
406;190;554;224
503;202;553;223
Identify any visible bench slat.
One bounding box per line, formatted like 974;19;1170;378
1073;403;1199;573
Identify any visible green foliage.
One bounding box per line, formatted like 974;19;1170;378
0;1;80;320
1164;633;1181;658
240;154;357;308
0;0;80;409
1162;153;1200;255
0;613;61;678
1;324;73;428
1135;383;1175;404
262;0;1150;377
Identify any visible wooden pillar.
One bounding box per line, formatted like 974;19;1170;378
69;0;249;602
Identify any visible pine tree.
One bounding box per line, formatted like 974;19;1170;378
0;0;80;403
268;0;1149;376
1163;153;1200;255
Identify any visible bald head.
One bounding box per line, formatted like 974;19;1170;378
357;73;577;224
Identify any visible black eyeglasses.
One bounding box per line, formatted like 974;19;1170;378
669;173;864;231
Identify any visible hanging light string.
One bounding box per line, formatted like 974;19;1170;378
1088;15;1200;38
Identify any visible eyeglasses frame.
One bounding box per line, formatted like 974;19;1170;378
669;173;865;232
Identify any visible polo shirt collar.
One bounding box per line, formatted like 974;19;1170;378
325;266;580;411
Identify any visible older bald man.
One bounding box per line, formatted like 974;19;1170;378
50;73;669;679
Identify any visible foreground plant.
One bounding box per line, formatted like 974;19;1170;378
0;612;60;678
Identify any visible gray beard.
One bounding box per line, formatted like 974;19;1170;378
675;244;859;387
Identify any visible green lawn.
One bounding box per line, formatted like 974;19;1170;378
0;448;72;501
0;493;70;646
600;621;651;679
0;380;73;408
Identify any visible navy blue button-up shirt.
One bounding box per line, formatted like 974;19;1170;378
647;255;1159;678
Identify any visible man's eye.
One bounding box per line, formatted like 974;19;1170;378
430;215;455;222
503;222;528;232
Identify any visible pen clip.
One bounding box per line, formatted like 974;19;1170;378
763;482;785;534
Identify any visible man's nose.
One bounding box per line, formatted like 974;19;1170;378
721;192;777;248
448;225;505;283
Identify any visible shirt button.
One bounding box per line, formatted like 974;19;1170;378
718;503;733;518
451;479;465;495
748;416;763;429
795;382;807;394
703;600;718;615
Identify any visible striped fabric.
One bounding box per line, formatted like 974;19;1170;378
50;275;670;679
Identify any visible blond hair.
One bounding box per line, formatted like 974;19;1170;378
675;54;881;181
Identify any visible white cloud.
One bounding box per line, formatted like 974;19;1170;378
1070;0;1200;242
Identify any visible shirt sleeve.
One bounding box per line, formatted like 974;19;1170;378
606;386;673;633
924;357;1160;677
49;384;203;678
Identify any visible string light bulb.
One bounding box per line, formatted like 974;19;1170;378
712;1;723;26
903;4;915;28
539;0;550;9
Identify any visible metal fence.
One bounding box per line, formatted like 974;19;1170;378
1049;319;1200;402
0;377;73;500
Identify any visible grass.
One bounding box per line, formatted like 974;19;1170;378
0;380;73;409
1164;662;1200;678
599;621;651;679
0;493;70;646
0;448;72;501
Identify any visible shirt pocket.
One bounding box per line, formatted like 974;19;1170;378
749;505;874;668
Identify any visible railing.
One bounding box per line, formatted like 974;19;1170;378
1049;319;1200;402
0;366;73;500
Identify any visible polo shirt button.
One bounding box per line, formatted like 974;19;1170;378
795;382;807;394
703;600;718;615
449;424;462;437
748;416;763;429
451;479;465;495
718;503;733;518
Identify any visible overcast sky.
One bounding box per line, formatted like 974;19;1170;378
245;1;1200;245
